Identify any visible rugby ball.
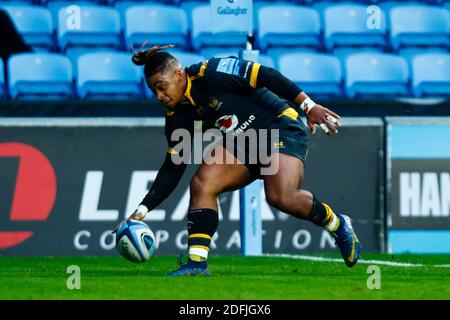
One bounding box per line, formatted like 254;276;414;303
115;220;155;263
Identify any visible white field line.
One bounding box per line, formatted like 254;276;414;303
264;254;450;268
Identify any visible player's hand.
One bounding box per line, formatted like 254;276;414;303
306;104;341;135
111;210;146;234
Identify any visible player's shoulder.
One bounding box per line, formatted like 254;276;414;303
206;56;241;73
185;59;209;78
185;56;242;78
207;56;253;80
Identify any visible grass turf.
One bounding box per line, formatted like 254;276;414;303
0;254;449;300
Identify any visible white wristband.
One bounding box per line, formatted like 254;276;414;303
137;205;149;215
299;97;315;114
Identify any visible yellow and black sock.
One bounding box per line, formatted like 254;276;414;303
187;208;218;262
306;195;340;232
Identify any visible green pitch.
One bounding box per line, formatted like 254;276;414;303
1;254;449;300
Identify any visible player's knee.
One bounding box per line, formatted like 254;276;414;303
190;175;205;197
265;190;291;210
190;174;218;198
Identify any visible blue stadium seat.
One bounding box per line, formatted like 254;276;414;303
66;47;122;79
179;0;208;5
58;6;121;52
200;47;241;59
266;47;318;69
278;52;342;97
324;4;387;51
314;1;383;30
398;47;449;61
77;52;144;99
0;1;34;5
345;53;410;98
180;0;207;32
332;46;385;62
125;5;188;50
309;0;380;3
378;1;423;16
253;1;291;31
108;0;175;5
411;53;450;97
258;54;274;68
258;5;321;52
0;59;4;99
191;5;247;52
8;53;73;99
43;0;100;5
114;1;169;27
390;5;450;51
47;1;98;30
171;51;205;68
1;5;53;49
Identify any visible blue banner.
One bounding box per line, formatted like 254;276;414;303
387;118;450;253
389;124;450;159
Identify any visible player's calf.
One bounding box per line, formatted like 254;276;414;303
167;208;218;276
305;196;361;267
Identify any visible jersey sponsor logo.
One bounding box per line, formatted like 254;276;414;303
233;115;256;136
215;114;239;133
216;58;240;75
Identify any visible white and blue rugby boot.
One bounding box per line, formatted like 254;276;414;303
332;214;361;268
166;255;211;277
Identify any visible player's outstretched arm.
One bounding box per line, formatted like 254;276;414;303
251;65;341;135
207;57;341;135
112;154;187;233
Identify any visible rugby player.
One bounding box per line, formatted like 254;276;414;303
115;44;361;276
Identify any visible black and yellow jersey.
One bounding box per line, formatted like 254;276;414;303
180;56;301;134
140;56;307;211
164;99;200;156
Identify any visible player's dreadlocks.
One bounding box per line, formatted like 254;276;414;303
131;42;178;79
